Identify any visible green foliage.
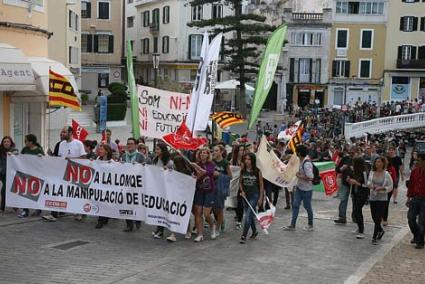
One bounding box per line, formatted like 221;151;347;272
107;103;127;121
107;82;128;104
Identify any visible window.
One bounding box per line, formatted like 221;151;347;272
332;60;350;78
127;16;134;28
360;29;373;49
3;0;44;12
69;10;78;31
298;58;312;83
152;8;160;27
82;1;91;18
212;4;223;19
143;11;150;27
290;32;322;46
359;59;372;78
398;45;417;60
421;17;425;31
69;47;79;64
336;1;384;15
419;46;425;59
333;88;344;105
81;34;93;53
163;6;170;24
98;0;110;20
98;73;109;88
192;5;203;21
400;16;418;32
189;34;203;60
315;59;321;83
142;38;150;54
94;34;114;53
336;29;348;49
127;0;133;3
162;36;169;53
153;37;158;53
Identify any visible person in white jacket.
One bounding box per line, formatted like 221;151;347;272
368;156;393;244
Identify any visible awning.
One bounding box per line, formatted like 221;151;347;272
11;57;80;103
216;79;255;91
0;43;36;91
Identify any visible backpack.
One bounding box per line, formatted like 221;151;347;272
303;160;321;185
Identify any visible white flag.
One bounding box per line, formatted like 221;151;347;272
187;33;223;131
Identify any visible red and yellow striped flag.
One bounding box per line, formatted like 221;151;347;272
49;70;81;111
211;112;245;129
288;123;304;153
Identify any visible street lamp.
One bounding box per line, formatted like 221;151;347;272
152;53;160;88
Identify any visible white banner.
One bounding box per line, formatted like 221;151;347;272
256;136;299;188
137;85;191;139
6;155;196;234
187;33;223;131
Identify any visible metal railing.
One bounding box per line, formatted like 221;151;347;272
292;13;323;21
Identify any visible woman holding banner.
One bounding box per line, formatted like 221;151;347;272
95;144;113;229
190;147;217;242
230;144;244;229
152;143;174;239
0;136;18;212
239;153;264;244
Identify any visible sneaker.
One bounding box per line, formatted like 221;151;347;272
152;230;164;239
193;235;204;242
42;215;57;222
334;218;347;224
17;211;28;218
356;233;365;239
377;231;385;240
235;222;242;230
74;214;83;221
282;225;296;231
284;206;291;210
166;234;177;243
250;231;259;240
184;232;192;240
415;243;424;249
372;238;378;245
303;225;314;231
410;238;417;244
211;228;218;240
352;229;359;234
240;236;246;244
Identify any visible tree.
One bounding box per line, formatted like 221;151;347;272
187;0;276;117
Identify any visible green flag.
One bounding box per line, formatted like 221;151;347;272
248;25;287;129
127;40;140;139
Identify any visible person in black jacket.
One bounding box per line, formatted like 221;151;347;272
334;149;353;224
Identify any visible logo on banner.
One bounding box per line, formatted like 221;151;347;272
11;171;44;201
320;170;337;196
63;160;95;187
45;200;68;209
83;203;99;214
264;54;279;90
119;209;135;216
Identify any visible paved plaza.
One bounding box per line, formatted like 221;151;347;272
0;189;414;284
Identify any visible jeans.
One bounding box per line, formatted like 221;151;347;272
291;188;313;227
235;190;244;223
352;191;368;233
285;188;293;208
338;184;350;219
407;197;425;246
242;193;259;237
265;180;280;209
383;191;393;222
370;201;386;239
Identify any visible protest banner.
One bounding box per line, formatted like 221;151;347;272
6;155;196;234
224;165;241;208
313;161;338;196
137;85;191;139
256;136;299;188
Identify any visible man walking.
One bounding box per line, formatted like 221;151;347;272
407;153;425;249
283;145;314;231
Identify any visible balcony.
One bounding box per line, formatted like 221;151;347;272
149;23;159;34
292;13;323;22
397;59;425;69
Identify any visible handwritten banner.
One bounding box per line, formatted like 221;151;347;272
6;155;196;234
137;85;190;139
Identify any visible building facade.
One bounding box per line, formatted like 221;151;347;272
382;0;425;103
130;0;232;91
282;8;332;110
48;0;82;87
328;0;387;107
81;0;123;99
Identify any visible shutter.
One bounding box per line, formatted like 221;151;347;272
94;35;99;53
297;59;300;82
87;2;91;18
289;58;295;82
309;58;313;83
332;60;337;77
98;74;102;88
345;61;350;77
397;46;403;59
108;35;114;53
188;35;192;59
87;34;93;52
413;17;418;31
400;17;404;31
411;46;417;59
418;46;425;59
421;17;425;31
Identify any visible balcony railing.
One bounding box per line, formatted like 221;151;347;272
149;23;159;33
292;13;323;21
397;59;425;69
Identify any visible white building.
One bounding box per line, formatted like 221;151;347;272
128;0;233;92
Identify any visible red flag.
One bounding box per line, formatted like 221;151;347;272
101;129;107;143
162;121;208;150
72;119;89;141
320;169;338;196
